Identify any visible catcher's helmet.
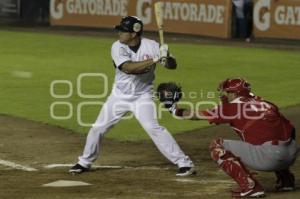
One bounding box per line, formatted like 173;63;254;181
218;77;251;96
115;16;143;35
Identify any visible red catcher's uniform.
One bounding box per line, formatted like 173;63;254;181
202;96;294;145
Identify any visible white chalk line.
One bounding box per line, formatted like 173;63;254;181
44;164;124;169
44;164;169;170
0;159;38;171
126;166;169;170
174;178;235;184
11;70;33;78
0;161;169;172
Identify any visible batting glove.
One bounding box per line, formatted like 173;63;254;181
152;54;161;63
160;44;169;58
153;44;169;64
168;103;177;115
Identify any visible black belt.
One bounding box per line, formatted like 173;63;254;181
291;128;296;140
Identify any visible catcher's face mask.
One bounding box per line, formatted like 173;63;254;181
218;77;251;97
219;91;236;103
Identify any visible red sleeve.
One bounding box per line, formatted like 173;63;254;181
201;103;237;125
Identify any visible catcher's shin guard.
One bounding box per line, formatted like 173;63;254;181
209;138;265;197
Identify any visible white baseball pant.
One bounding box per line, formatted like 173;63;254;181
78;89;193;168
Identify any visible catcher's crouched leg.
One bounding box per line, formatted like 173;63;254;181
208;138;265;197
209;138;226;165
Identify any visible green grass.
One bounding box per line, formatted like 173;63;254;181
0;30;300;140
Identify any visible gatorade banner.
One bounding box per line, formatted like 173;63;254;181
253;0;300;40
50;0;232;38
0;0;20;18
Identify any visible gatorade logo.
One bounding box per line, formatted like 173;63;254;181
136;0;226;25
50;0;128;19
50;0;64;20
254;0;271;31
254;0;300;31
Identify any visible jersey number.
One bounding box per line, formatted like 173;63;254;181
249;101;271;112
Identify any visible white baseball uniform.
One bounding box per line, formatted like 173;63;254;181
77;38;194;168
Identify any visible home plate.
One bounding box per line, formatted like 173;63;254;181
42;180;91;187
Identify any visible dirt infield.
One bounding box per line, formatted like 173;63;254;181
0;105;299;199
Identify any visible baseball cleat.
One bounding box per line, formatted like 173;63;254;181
176;167;196;177
231;182;265;198
231;186;243;194
275;170;295;191
69;163;89;175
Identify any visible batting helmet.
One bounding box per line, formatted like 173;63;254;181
218;77;251;96
115;16;143;35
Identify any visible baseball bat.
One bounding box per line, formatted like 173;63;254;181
154;2;164;45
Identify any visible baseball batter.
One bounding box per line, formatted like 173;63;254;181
69;16;195;176
164;78;298;197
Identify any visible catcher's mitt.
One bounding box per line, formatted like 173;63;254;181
161;56;177;69
156;82;182;108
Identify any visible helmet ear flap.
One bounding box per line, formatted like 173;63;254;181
116;16;143;34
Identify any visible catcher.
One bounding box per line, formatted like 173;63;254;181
157;78;299;198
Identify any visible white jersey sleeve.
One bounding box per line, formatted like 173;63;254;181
111;41;131;68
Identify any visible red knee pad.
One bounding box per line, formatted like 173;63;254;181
209;138;226;162
209;138;223;151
